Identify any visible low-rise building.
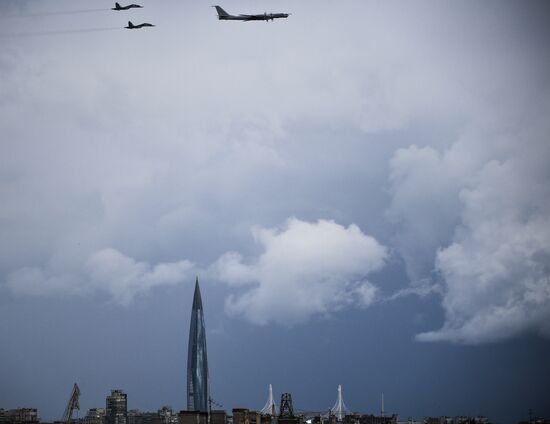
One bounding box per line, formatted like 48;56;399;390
357;414;398;424
178;411;208;424
84;408;106;424
0;408;39;424
424;417;489;424
233;409;250;424
127;410;159;424
211;410;228;424
157;407;178;424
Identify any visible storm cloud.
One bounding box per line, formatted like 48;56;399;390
1;0;550;347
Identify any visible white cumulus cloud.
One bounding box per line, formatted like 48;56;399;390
417;158;550;343
7;248;194;305
388;109;550;343
211;218;388;325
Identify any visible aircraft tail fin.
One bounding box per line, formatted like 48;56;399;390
214;6;230;18
115;2;121;8
127;21;134;28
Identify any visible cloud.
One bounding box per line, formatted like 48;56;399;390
389;105;550;343
386;144;473;281
0;0;502;280
1;0;549;346
7;248;194;305
417;158;550;344
211;218;388;325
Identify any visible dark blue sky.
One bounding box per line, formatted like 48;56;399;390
1;270;549;423
1;1;549;423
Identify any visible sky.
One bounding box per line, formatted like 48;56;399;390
1;0;549;423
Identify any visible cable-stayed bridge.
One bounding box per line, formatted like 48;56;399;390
260;384;351;422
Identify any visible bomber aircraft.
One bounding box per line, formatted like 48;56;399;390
112;2;143;11
125;21;155;29
213;6;290;21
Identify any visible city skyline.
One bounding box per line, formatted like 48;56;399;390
1;1;549;424
1;279;545;423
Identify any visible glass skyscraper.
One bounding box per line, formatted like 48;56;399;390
187;277;209;412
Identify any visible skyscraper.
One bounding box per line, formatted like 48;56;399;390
187;277;209;412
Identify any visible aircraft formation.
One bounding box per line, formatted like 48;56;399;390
112;2;290;30
3;1;290;35
111;2;154;30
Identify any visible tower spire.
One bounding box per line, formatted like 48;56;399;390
187;277;209;412
192;276;203;310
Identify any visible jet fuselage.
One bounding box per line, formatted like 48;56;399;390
113;3;143;11
125;21;154;29
213;6;289;22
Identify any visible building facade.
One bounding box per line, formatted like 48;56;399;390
211;410;228;424
179;411;208;424
187;278;209;412
106;390;128;424
84;408;106;424
0;408;38;424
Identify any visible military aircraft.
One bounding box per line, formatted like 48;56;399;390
213;6;289;21
112;2;143;11
125;21;155;29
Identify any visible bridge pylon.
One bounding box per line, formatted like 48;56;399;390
329;385;350;422
260;384;278;416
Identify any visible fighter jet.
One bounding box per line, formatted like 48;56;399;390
125;21;155;29
213;6;289;22
112;2;143;11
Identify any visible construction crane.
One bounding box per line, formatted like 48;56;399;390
61;383;80;424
